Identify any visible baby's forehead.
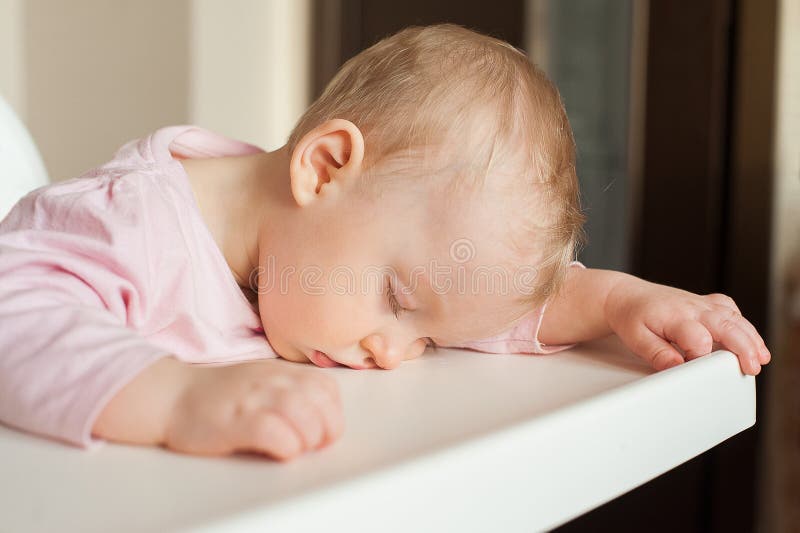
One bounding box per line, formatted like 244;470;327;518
420;186;545;265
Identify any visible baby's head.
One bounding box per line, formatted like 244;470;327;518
256;23;585;369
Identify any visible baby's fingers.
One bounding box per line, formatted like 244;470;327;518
720;308;770;364
235;382;343;461
663;320;713;361
705;295;770;364
293;377;345;448
631;324;685;371
236;411;304;461
701;310;762;375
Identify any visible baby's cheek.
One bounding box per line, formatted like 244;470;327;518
256;288;334;343
258;279;380;353
259;290;309;334
306;293;370;342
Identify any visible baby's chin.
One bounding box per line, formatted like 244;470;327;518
260;329;311;364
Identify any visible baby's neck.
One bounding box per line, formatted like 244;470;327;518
180;145;291;292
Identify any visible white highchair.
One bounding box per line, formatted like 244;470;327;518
0;96;49;219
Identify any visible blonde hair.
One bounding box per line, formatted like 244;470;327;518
288;23;586;312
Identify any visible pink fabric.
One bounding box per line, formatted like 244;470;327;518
0;125;584;450
0;126;274;450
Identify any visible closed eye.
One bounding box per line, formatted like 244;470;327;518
386;276;438;351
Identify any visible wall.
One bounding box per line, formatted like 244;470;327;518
24;0;190;181
0;0;25;119
761;0;800;530
190;0;311;151
768;0;800;332
0;0;311;182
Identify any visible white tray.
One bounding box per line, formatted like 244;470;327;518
0;335;755;532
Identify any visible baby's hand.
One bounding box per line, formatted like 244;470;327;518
605;277;771;375
165;360;344;461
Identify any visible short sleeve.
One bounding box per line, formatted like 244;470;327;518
0;263;170;449
447;260;587;355
0;188;171;449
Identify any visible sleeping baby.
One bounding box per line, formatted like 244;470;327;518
0;24;770;461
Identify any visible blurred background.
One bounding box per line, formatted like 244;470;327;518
0;0;797;531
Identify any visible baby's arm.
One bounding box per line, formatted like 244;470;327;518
93;357;343;460
537;267;771;375
91;357;188;446
0;253;341;460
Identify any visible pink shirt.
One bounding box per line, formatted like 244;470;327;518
0;125;584;449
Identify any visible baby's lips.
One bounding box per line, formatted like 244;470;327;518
308;350;342;368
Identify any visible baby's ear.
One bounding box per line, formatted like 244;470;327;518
288;119;365;206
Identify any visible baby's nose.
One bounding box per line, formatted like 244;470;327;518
360;334;423;370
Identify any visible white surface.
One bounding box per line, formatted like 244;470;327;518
0;335;755;532
191;0;311;151
0;95;49;219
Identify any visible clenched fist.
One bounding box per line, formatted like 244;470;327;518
93;357;344;461
165;360;344;460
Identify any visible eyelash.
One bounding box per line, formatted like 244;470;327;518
384;280;437;350
385;281;405;319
